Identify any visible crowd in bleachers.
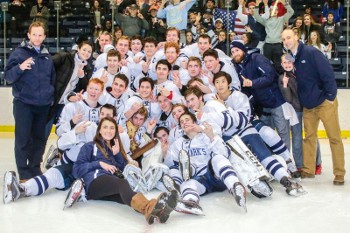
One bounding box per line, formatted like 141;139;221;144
0;0;349;86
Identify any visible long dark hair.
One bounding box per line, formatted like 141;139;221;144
94;117;119;158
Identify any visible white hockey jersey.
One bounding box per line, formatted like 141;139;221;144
165;133;229;177
56;100;101;137
92;66;131;90
98;88;135;115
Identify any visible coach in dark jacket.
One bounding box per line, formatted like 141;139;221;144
231;41;291;150
4;22;55;180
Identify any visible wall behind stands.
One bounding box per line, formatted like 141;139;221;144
0;87;349;138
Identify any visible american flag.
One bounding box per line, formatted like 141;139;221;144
213;8;236;32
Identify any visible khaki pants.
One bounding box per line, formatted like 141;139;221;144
302;98;345;176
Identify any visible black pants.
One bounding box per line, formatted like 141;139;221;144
13;100;50;180
263;42;284;75
88;175;136;206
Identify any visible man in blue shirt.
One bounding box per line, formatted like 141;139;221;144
157;0;196;43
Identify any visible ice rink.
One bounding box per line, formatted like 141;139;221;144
1;136;350;233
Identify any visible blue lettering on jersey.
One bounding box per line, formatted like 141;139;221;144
188;148;207;157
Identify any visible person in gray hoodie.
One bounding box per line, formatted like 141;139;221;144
254;0;294;74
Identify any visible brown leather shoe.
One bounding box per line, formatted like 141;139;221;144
333;175;345;185
300;171;315;178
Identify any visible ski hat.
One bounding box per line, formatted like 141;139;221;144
283;53;295;63
215;18;223;24
230;40;248;53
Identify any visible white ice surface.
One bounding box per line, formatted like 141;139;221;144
1;138;350;233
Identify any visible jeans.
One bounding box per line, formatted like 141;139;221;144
260;105;291;151
13;100;50;180
292;111;322;169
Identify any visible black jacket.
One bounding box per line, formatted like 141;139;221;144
48;51;93;120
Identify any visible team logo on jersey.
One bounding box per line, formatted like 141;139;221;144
157;121;170;128
182;139;190;151
188;148;207;157
143;101;151;117
89;108;99;124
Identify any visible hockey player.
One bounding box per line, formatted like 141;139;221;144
211;72;305;196
71;117;178;224
98;74;134;116
137;36;159;82
181;34;230;63
146;28;189;78
56;78;104;137
2;104;119;204
92;50;131;91
163;42;190;84
119;106;167;193
164;112;247;212
122;77;161;122
186;56;215;95
154;126;170;159
168;103;201;145
126;35;146;92
202;49;240;91
135;59;184;104
156;94;177;130
185;84;303;197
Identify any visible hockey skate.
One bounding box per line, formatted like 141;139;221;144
162;174;204;216
3;171;25;204
280;176;307;197
248;180;273;199
144;164;164;192
229;182;247;212
286;159;301;182
44;145;60;169
176;199;205;216
179;150;191;181
162;174;181;197
149;190;179;224
123;164;147;193
63;179;87;209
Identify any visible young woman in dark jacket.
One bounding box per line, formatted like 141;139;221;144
72;117;178;224
46;41;94;136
